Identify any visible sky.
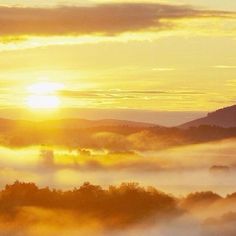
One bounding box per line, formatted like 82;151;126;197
0;0;236;123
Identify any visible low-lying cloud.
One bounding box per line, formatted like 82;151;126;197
0;138;236;195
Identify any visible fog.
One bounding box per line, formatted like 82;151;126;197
0;138;235;195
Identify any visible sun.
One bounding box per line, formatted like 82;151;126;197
28;82;64;95
27;95;60;109
26;82;64;109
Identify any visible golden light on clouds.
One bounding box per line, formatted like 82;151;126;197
1;2;236;235
0;3;235;52
0;1;234;113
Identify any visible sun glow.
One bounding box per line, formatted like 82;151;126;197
26;82;64;109
28;82;64;95
27;95;60;109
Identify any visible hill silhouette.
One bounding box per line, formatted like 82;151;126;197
0;118;155;131
181;105;236;128
0;116;236;149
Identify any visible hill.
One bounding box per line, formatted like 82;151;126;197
180;105;236;128
0;117;236;149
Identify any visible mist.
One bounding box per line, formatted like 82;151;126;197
0;138;235;195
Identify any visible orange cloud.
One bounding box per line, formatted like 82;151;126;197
0;3;235;37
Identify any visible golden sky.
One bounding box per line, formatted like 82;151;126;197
0;0;236;115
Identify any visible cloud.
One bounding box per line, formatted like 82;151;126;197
212;65;236;69
152;67;176;71
59;89;205;101
59;89;168;100
0;3;235;38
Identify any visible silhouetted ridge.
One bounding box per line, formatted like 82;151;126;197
180;104;236;128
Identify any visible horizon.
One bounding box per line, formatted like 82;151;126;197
0;107;208;126
0;1;236;235
0;103;234;126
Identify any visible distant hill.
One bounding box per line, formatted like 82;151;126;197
0;118;156;133
0;116;236;149
180;105;236;128
38;118;156;129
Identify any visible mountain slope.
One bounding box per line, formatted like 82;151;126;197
180;105;236;128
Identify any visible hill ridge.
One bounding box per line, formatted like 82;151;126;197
181;104;236;128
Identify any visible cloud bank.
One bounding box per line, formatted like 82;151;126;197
0;3;234;37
